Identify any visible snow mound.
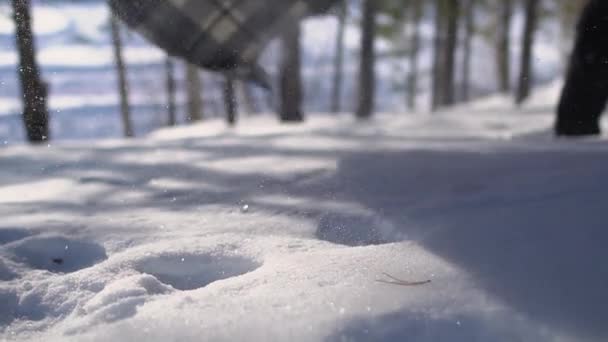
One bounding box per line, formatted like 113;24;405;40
63;274;173;334
8;236;107;273
135;252;261;291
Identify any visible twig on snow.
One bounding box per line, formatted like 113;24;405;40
376;272;431;286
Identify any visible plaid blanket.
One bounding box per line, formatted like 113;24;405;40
109;0;339;87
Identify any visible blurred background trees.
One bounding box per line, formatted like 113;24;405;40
2;0;591;143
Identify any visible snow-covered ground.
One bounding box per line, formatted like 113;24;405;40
1;79;608;341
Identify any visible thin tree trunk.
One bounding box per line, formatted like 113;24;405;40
165;57;177;126
496;0;513;93
516;0;540;105
185;63;203;122
330;0;347;113
11;0;49;143
356;0;376;119
461;0;475;102
279;21;304;122
223;76;237;126
432;0;446;110
442;0;460;106
110;13;133;137
407;0;422;110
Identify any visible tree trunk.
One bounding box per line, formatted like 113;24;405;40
407;0;422;110
442;0;460;106
516;0;540;105
432;0;446;110
496;0;513;93
461;0;475;102
110;13;133;137
223;76;237;126
330;0;347;113
355;0;376;119
185;63;203;122
555;0;605;136
11;0;49;143
165;57;177;126
279;21;304;122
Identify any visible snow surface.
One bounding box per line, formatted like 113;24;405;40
1;82;608;341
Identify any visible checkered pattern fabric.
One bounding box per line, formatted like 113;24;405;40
109;0;338;86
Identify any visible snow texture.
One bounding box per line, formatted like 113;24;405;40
1;80;608;341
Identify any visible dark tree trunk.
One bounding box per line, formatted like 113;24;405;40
461;0;475;102
186;63;202;122
165;57;177;126
356;0;377;119
110;13;133;137
330;0;347;113
516;0;540;105
496;0;513;93
223;76;237;126
279;21;304;122
556;0;608;136
407;0;422;110
11;0;49;143
442;0;460;106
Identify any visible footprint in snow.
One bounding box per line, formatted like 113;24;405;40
135;252;261;291
7;236;107;273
